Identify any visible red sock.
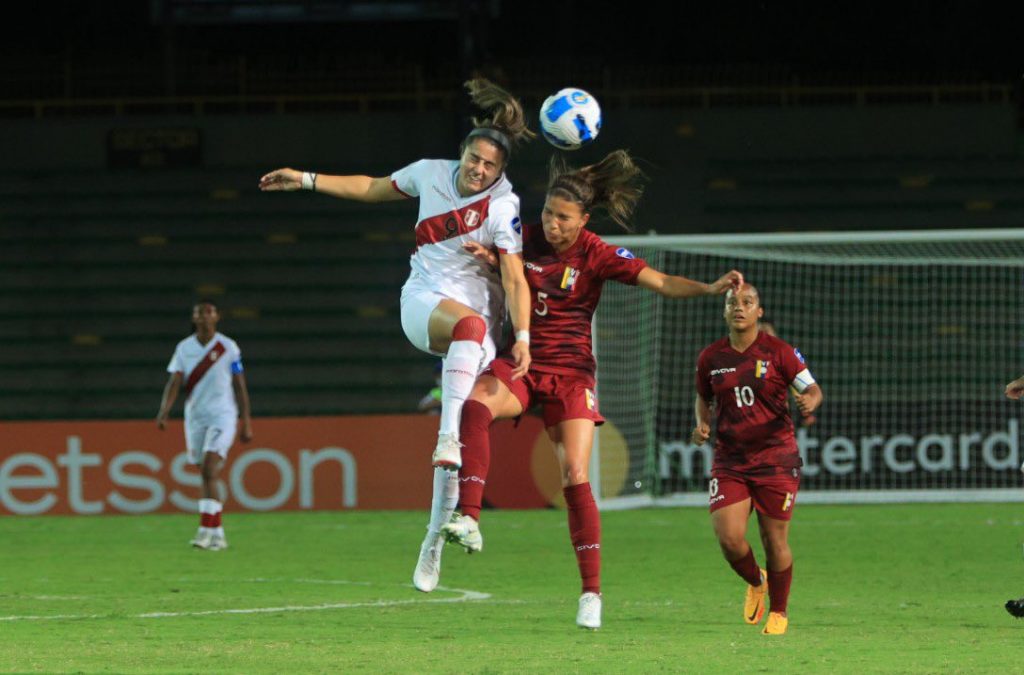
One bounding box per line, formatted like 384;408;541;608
211;510;222;528
458;400;492;521
729;547;763;587
767;564;792;614
564;482;601;594
200;513;216;527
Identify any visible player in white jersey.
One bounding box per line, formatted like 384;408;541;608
157;300;253;551
259;78;534;592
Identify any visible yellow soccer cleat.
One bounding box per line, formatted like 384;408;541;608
762;611;788;635
744;568;768;625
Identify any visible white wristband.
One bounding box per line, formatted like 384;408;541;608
301;171;318;191
515;330;530;345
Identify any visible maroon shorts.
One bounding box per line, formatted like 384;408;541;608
484;358;604;428
708;468;800;521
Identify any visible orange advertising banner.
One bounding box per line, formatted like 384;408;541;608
0;416;563;516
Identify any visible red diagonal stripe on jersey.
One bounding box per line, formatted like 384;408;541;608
184;341;227;397
415;196;491;247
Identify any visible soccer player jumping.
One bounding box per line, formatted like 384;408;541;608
444;150;743;628
692;284;823;635
259;79;534;593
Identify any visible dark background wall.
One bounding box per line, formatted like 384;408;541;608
1;1;1021;420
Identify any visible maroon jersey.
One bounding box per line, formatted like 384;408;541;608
695;331;811;473
522;224;647;376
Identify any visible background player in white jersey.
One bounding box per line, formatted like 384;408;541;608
259;79;534;592
156;300;253;551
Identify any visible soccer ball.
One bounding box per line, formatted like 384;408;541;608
539;88;602;151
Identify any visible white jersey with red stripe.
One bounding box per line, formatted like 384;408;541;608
167;332;242;423
390;159;522;320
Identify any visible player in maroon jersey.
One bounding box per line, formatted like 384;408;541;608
691;283;823;635
260;79;535;594
442;150;743;629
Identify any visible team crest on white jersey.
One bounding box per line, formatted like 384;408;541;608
464;210;480;228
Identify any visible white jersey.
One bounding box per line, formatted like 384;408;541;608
391;159;522;320
167;332;242;422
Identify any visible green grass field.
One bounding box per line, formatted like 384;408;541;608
1;503;1022;673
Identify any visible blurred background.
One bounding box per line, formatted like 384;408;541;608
1;0;1020;421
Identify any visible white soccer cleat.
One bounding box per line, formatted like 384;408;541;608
413;534;445;593
431;433;462;470
576;592;602;630
208;532;228;551
441;513;483;553
190;528;213;550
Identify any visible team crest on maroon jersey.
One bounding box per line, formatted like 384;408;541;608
560;267;579;290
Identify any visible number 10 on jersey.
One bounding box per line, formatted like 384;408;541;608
734;386;755;407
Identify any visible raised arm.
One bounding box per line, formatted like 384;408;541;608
156;372;183;430
258;169;405;203
636;268;744;299
498;251;532;379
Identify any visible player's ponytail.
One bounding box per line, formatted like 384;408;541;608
547;150;645;230
463;78;536;158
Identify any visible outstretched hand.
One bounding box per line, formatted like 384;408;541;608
709;270;744;295
259;168;303;191
1006;376;1024;400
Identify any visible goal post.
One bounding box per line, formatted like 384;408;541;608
592;229;1024;508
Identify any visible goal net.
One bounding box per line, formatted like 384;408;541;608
592;229;1024;507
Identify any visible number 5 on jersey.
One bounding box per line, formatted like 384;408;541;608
734;385;755;407
535;291;549;316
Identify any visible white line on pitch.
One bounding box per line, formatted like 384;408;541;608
0;586;489;622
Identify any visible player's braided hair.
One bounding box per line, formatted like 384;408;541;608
464;78;536;156
547;150;646;230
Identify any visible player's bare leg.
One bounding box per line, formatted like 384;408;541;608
712;499;767;624
549;418;602;629
757;512;792;634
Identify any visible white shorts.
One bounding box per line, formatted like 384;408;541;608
185;416;237;464
400;280;500;364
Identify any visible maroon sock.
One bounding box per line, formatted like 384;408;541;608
564;482;601;594
200;512;215;527
458;400;493;522
211;510;222;528
767;564;792;614
729;547;763;587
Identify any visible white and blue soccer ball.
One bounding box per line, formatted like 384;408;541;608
539;88;602;151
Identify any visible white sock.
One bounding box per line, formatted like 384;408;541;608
427;467;460;539
439;340;484;437
214;527;225;538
